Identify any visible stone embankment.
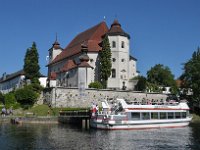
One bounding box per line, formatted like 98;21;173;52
0;116;58;124
43;87;168;108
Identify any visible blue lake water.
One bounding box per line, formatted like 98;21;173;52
0;123;199;150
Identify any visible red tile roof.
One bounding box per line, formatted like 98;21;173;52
79;61;92;68
61;59;77;72
50;72;57;80
49;21;108;65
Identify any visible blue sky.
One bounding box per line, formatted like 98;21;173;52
0;0;199;79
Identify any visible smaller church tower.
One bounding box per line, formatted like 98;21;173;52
48;40;63;63
78;44;93;89
47;39;63;87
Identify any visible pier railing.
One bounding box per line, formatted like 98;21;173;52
59;110;90;118
59;109;91;129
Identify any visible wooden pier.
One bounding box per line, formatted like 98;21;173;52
58;110;91;129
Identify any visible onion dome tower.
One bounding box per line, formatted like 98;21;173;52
107;19;130;90
107;19;130;39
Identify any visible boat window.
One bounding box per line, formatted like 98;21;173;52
113;115;127;120
141;112;150;120
160;112;167;119
151;112;158;119
187;111;190;117
182;112;186;118
168;112;174;119
175;112;181;119
131;112;140;120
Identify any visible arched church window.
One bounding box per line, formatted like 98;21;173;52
112;41;116;48
112;58;116;62
121;41;125;48
111;69;116;78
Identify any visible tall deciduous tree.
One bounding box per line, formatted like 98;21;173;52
24;42;40;84
135;76;147;91
99;35;112;88
181;47;200;103
147;64;177;93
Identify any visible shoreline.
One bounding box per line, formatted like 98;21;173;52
0;116;58;124
0;113;200;125
190;113;200;124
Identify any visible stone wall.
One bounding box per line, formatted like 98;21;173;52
43;87;168;108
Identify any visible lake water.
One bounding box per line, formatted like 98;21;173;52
0;123;200;150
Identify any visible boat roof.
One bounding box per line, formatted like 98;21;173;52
116;98;190;110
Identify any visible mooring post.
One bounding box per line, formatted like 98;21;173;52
82;119;86;129
87;119;90;129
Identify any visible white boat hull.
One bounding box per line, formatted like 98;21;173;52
90;118;192;130
90;98;192;130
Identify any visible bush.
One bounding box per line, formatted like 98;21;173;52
30;82;44;93
0;92;4;104
4;92;20;109
89;81;103;89
15;86;38;108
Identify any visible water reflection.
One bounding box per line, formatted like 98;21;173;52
0;123;199;150
190;123;200;150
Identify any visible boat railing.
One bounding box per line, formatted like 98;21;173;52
125;99;179;106
98;109;127;116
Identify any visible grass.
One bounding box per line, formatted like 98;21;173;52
191;113;200;123
13;104;90;117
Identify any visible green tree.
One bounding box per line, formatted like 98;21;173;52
135;76;147;91
24;42;40;84
15;85;38;108
181;47;200;103
4;92;20;109
0;92;5;104
99;35;112;88
147;64;177;93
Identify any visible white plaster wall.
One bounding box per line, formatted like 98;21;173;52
129;59;138;79
39;77;47;87
108;35;130;89
78;68;86;89
51;48;62;62
87;53;98;82
49;80;56;87
0;75;25;94
86;67;93;87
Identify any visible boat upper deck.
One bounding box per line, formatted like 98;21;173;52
102;98;190;112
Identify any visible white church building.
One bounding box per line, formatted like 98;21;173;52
47;20;138;90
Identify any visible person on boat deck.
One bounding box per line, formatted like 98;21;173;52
95;104;99;115
91;102;96;117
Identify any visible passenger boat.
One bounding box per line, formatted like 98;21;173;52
90;98;192;130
